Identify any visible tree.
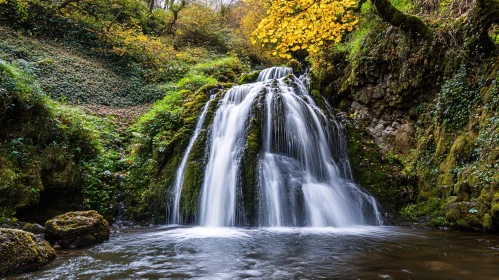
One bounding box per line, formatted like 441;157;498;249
148;0;155;12
254;0;499;59
363;0;431;40
163;0;187;33
252;0;359;59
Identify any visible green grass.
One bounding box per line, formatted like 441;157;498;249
335;1;377;60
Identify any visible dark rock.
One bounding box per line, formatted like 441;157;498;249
22;223;45;234
45;210;111;249
0;228;55;276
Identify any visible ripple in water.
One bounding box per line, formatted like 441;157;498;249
9;226;499;280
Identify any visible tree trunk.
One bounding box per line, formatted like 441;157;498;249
453;0;499;56
149;0;155;13
167;11;178;34
166;0;186;34
370;0;433;40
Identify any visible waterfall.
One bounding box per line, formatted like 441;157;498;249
257;67;293;82
171;67;383;228
258;73;381;227
170;95;215;224
199;84;264;227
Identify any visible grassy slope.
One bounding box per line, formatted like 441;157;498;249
0;22;248;223
0;24;154;111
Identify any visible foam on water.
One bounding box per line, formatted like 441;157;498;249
163;227;252;239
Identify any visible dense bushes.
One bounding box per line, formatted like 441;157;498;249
0;60;121;222
0;0;252;223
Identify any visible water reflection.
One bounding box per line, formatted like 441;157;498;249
10;226;499;280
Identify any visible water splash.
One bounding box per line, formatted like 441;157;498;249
257;67;293;82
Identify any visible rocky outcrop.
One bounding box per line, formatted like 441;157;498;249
1;220;45;234
22;223;45;235
45;210;111;248
313;5;499;231
0;228;55;276
237;71;261;84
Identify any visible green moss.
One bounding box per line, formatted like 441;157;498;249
0;228;55;276
178;88;232;221
45;210;110;248
178;127;211;221
239;95;263;225
444;202;483;230
492;193;499;216
346;122;407;214
176;74;217;93
237;71;261;84
0;59;122;222
193;56;249;83
371;0;432;40
178;87;226;221
482;213;493;229
125;84;233;221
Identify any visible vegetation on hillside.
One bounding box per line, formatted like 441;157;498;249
0;0;251;222
1;0;499;232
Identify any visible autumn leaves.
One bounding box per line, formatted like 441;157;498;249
251;0;359;58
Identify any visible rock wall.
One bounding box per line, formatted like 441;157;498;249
314;19;499;231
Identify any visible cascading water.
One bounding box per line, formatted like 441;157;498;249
257;69;381;227
170;66;382;228
256;67;293;82
199;84;264;227
170;95;215;224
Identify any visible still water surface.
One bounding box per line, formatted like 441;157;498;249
11;226;499;279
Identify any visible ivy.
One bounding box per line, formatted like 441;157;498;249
434;65;479;129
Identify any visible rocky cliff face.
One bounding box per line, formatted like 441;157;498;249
314;17;499;231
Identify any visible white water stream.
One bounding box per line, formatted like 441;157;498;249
172;67;382;227
170;95;215;224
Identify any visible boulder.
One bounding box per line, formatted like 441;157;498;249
22;223;45;234
0;228;55;276
45;210;111;248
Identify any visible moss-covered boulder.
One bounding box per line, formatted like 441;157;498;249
22;223;45;235
44;210;110;248
0;228;55;276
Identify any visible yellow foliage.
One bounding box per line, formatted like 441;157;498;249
252;0;359;58
231;0;284;64
104;24;175;68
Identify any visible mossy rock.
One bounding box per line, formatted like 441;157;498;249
0;228;55;276
237;71;261;84
444;202;482;230
44;210;110;248
345;122;409;214
22;223;45;235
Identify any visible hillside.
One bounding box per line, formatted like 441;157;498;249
1;0;499;233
